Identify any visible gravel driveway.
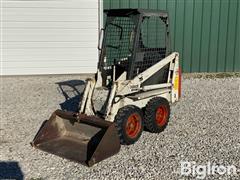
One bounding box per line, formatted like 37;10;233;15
0;75;239;180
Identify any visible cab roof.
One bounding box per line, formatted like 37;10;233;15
104;9;168;18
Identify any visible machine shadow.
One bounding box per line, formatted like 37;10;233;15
56;80;86;112
0;161;24;180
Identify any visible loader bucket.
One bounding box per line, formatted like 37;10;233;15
31;110;120;167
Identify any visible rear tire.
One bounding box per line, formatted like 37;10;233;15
144;97;170;133
115;105;143;145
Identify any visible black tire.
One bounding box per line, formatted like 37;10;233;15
144;97;170;133
115;105;143;145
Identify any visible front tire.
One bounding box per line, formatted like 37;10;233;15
115;105;143;145
144;97;170;133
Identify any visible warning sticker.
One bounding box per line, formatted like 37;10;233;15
174;75;179;91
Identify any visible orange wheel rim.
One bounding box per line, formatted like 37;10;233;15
155;105;168;127
125;113;141;138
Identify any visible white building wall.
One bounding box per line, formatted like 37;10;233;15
1;0;100;75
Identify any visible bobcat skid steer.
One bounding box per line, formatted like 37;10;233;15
31;9;181;167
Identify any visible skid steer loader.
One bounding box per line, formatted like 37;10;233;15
31;9;181;167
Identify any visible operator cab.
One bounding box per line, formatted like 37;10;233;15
98;9;170;86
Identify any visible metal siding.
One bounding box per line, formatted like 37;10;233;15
233;0;240;71
166;0;176;51
182;0;194;72
226;0;238;72
217;0;229;72
158;0;167;10
120;0;129;8
2;0;99;75
208;0;221;72
191;1;203;72
105;0;240;72
200;0;211;72
175;1;185;69
129;0;138;8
